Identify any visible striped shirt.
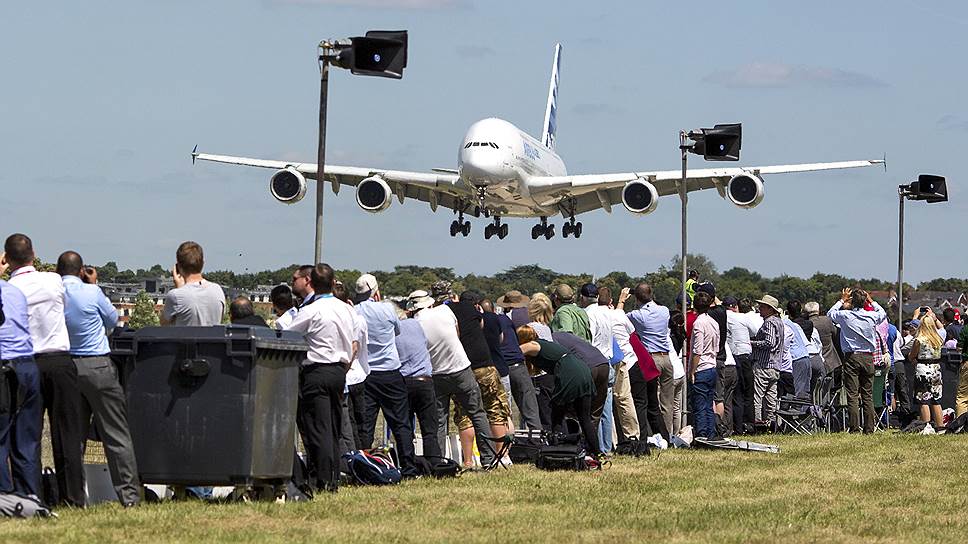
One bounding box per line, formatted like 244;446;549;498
750;314;784;370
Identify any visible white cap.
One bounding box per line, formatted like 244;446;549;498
355;273;378;295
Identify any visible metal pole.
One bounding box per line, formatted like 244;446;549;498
679;131;689;323
897;189;905;327
314;60;330;264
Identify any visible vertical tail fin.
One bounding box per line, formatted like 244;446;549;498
541;43;562;150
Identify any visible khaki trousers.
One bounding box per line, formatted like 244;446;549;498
612;364;640;440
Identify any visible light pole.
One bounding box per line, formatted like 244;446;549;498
897;174;948;325
313;31;408;263
677;124;742;321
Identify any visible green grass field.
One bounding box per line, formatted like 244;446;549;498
4;433;967;543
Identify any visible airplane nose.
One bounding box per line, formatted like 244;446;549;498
461;153;499;185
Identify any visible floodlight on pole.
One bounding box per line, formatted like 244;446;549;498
897;174;948;326
313;31;408;264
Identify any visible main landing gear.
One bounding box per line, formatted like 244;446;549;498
484;216;509;240
531;217;555;240
562;218;583;238
450;208;471;237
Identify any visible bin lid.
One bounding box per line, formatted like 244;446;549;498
123;325;309;352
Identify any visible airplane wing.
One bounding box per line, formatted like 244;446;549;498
192;151;477;215
526;160;884;215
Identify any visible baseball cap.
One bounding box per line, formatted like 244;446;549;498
579;283;599;298
431;280;454;301
722;296;739;308
695;281;716;298
355;273;378;295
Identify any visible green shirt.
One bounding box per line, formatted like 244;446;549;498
960;324;968;361
550;303;592;343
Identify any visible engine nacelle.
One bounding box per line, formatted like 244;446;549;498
269;167;307;204
726;173;765;209
622;178;659;215
356;176;392;213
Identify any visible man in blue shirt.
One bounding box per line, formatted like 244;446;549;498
393;303;440;458
621;283;676;439
58;251;140;506
353;274;417;477
827;288;886;433
0;276;42;499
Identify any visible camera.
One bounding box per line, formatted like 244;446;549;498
920;306;931;313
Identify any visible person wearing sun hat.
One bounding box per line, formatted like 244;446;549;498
749;294;785;427
497;290;532;328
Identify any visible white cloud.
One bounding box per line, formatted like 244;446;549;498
703;62;887;89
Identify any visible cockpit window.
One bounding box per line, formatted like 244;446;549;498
465;142;499;149
464;142;472;149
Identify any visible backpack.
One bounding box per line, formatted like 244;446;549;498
0;492;54;518
414;455;462;478
535;444;587;471
342;450;401;485
509;429;546;464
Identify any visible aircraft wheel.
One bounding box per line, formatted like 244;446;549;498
484;225;494;240
531;225;542;240
575;222;583;238
450;221;458;237
562;223;572;238
462;221;471;237
544;224;555;240
499;223;509;239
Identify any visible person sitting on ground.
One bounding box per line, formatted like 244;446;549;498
516;325;602;460
908;315;944;429
161;241;225;327
550;284;592;342
271;284;297;330
229;296;268;327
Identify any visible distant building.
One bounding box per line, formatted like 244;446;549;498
102;279;279;323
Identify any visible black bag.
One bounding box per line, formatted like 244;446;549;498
415;455;462;478
509;430;546;464
614;437;651;457
535;444;587;471
40;467;58;507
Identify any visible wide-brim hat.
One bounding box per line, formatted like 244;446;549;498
755;294;781;313
497;290;530;309
408;296;434;311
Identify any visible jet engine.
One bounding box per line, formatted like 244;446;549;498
621;178;659;215
726;173;765;209
356;176;393;213
269;167;307;204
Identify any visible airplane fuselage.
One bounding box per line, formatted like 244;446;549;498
457;118;566;217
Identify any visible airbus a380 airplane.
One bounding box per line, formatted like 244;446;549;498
193;44;883;240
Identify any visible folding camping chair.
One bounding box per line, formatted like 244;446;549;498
869;367;890;432
776;394;816;435
479;434;515;471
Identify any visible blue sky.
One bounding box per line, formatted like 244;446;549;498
2;1;965;282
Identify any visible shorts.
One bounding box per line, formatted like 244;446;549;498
914;361;942;405
453;366;510;430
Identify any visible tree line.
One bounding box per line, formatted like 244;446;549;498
83;255;968;311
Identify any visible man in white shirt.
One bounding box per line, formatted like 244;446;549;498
603;287;641;442
410;293;494;468
578;284;619;450
725;297;758;433
286;264;358;493
3;233;85;507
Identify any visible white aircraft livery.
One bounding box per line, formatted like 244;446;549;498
193;43;883;240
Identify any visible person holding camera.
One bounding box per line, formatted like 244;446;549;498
827;288;886;434
908;314;944;429
160;241;225;327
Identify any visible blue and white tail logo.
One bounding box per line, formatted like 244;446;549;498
541;43;562;150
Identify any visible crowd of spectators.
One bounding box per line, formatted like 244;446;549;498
3;234;967;507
